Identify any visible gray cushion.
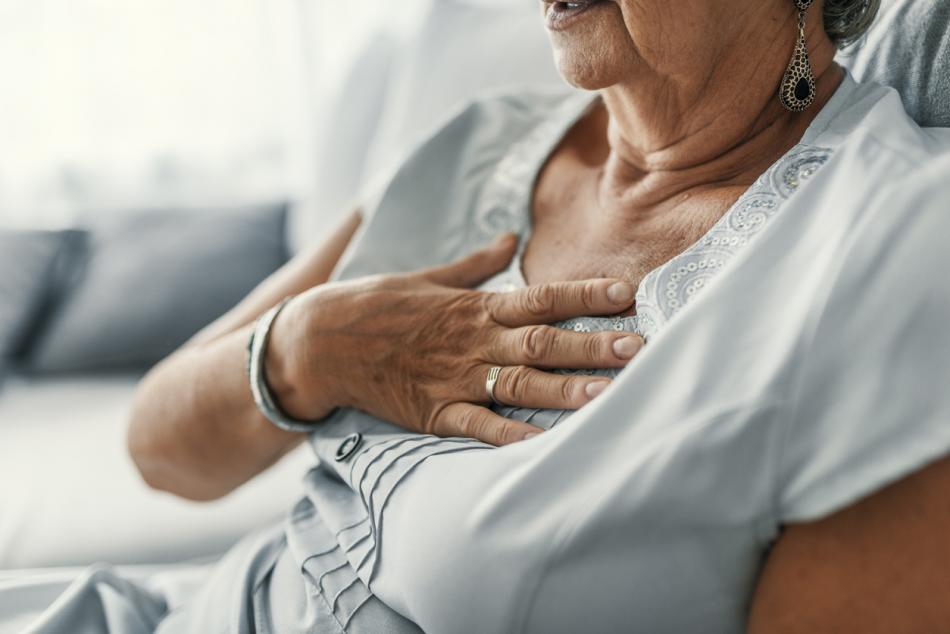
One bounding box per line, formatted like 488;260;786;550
838;0;950;127
26;203;288;373
0;231;83;378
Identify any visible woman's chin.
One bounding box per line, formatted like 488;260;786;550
551;42;632;91
545;3;635;91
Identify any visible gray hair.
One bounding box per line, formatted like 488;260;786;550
823;0;882;47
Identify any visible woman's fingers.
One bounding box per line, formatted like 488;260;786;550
486;365;611;410
493;326;643;369
434;402;543;446
489;279;635;326
434;365;616;445
419;233;518;288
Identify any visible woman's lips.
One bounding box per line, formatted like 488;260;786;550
544;0;607;31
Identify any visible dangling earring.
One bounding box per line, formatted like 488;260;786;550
779;0;817;112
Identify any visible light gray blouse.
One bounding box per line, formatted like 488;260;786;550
293;73;950;633
7;75;950;634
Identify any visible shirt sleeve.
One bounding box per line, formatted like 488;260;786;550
777;152;950;522
308;133;950;628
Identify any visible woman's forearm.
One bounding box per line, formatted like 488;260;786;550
127;210;363;500
127;325;302;500
126;205;638;500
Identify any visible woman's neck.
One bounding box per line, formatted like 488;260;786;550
594;17;843;217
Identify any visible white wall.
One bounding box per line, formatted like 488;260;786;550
0;0;322;228
0;0;555;246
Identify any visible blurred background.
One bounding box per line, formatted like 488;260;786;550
0;0;424;236
0;0;565;572
0;0;945;588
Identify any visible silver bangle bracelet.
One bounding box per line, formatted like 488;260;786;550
247;296;331;432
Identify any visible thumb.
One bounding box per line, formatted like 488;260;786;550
420;233;519;288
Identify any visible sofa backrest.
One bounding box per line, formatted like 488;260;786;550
837;0;950;127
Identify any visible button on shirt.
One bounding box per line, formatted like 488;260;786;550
335;433;363;462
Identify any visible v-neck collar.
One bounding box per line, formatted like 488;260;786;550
477;74;857;340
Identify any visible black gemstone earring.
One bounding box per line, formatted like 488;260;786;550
779;0;817;112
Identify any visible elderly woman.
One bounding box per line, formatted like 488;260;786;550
9;0;950;631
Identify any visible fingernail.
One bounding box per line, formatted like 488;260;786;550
523;431;541;441
607;282;634;304
585;380;609;399
612;336;642;359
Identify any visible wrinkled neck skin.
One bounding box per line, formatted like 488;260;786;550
595;4;842;216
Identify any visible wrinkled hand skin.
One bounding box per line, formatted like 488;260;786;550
266;235;644;446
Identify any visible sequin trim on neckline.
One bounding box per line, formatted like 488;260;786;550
635;146;831;340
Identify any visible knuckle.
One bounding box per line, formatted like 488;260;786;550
458;409;485;439
502;366;532;402
521;326;552;361
455;408;474;437
422;405;445;436
453;289;479;314
584;335;605;363
522;286;555;317
580;282;598;310
494;421;516;446
560;376;581;403
479;292;501;325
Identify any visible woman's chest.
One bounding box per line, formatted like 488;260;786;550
520;219;689;292
522;173;743;294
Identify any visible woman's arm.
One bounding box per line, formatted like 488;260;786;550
129;211;642;501
748;159;950;632
127;210;362;501
748;454;950;633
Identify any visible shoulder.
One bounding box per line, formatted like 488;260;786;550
810;74;950;173
794;81;950;271
775;148;950;517
374;86;579;190
810;146;950;372
819;145;950;306
831;77;950;159
750;155;950;633
335;87;581;280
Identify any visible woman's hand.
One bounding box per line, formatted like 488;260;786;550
266;235;643;445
